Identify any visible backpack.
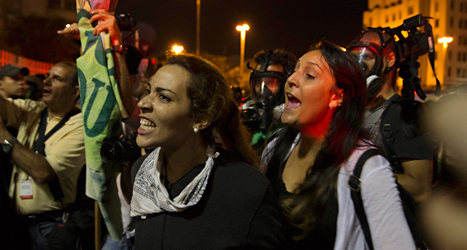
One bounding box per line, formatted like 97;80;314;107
348;149;427;250
380;97;441;184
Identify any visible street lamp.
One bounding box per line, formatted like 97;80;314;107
437;37;453;89
172;45;184;55
196;0;201;56
438;36;453;50
236;24;250;77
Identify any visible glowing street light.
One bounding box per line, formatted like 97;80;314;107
236;24;250;77
172;45;184;55
438;37;453;49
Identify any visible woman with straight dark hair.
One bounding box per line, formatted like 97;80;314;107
261;41;415;249
129;54;289;249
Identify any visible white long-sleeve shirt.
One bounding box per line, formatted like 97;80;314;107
262;134;416;250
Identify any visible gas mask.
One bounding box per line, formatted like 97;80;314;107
250;75;282;103
347;28;394;99
241;51;287;132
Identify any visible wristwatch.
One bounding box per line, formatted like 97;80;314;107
113;44;128;55
1;138;17;154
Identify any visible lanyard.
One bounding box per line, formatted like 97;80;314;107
33;109;78;157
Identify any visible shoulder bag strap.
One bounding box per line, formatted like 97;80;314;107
348;148;381;250
380;100;404;173
32;109;79;201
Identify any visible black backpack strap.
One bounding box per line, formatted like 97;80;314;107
348;148;381;250
380;100;404;173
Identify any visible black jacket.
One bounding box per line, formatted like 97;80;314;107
131;148;290;250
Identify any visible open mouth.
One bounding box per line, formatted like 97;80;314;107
286;93;301;109
140;118;156;130
43;89;51;95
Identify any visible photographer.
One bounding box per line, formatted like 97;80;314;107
241;49;296;151
347;28;433;203
1;62;85;249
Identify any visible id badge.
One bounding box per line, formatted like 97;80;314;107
20;179;33;199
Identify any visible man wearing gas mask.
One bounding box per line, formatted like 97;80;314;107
347;29;433;203
241;49;296;151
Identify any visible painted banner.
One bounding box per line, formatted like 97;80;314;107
76;0;125;240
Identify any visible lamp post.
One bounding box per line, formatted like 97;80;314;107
196;0;201;56
236;24;249;77
437;37;453;88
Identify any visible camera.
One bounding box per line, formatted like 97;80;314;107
392;14;432;67
347;14;437;100
116;13;137;32
100;134;141;164
241;101;272;132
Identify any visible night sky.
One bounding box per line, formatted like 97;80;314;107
116;0;368;59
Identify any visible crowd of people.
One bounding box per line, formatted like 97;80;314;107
0;6;466;250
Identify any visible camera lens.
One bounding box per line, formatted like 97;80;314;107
100;135;141;164
101;141;124;164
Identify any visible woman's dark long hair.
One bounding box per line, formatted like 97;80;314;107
265;41;368;239
166;54;259;168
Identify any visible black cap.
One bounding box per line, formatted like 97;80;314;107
0;64;29;79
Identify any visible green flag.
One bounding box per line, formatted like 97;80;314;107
76;3;125;240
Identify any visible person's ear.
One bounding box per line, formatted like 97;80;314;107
387;52;396;68
73;85;80;100
329;88;344;109
129;75;137;86
192;118;211;133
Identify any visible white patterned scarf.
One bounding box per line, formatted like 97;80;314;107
130;147;219;219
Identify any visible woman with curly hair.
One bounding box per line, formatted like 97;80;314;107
129;54;289;249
